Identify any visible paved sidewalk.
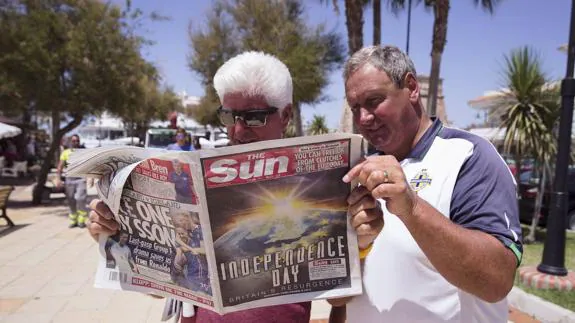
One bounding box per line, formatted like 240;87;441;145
0;186;540;322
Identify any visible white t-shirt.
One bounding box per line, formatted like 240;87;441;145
347;120;522;323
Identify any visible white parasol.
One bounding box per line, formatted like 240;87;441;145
0;122;22;139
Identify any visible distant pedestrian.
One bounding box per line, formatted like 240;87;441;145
56;134;89;228
167;128;194;151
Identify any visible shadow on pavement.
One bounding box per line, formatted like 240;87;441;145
38;208;68;217
0;223;30;238
7;198;66;209
5;189;98;210
0;177;36;187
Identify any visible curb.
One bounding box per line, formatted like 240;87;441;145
508;286;575;323
518;266;575;291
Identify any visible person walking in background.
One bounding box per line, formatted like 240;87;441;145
192;136;201;150
56;134;89;228
167;127;194;151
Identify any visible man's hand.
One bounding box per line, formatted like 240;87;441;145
346;186;384;249
326;296;353;308
54;178;63;188
344;155;418;221
87;199;119;242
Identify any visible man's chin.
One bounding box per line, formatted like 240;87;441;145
366;135;391;152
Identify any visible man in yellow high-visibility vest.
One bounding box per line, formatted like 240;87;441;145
56;134;88;228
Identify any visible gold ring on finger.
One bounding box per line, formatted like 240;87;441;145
383;170;390;183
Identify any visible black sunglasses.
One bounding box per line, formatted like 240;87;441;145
217;106;278;127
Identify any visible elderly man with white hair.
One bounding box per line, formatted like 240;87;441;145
86;51;384;323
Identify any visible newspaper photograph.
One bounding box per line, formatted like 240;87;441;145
67;133;365;315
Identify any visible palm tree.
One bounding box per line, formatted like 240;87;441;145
319;0;369;56
319;0;370;134
373;0;381;45
307;114;330;135
490;46;560;242
284;120;297;138
425;0;502;117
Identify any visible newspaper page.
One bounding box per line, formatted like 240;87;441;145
194;133;365;313
91;152;215;309
68;133;365;315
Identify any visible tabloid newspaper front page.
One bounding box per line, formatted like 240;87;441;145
67;133;365;315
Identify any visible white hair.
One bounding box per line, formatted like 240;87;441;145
213;51;293;109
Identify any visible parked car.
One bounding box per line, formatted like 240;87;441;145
502;155;534;177
518;168;575;230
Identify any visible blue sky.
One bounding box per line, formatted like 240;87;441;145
117;0;572;129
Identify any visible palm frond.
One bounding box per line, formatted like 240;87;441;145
386;0;406;15
473;0;502;14
495;46;559;165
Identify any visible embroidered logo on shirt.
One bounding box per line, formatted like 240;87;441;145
409;169;432;192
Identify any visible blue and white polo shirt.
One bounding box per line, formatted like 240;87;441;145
347;119;523;323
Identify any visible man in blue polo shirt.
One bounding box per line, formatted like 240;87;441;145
172;212;211;295
329;45;522;323
169;159;194;204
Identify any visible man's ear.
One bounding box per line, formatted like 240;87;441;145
405;72;419;103
280;104;292;129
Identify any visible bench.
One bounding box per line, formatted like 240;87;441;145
0;186;14;227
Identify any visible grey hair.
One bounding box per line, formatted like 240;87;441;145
343;45;417;88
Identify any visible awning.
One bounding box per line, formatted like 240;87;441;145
468;127;506;142
0;122;22;139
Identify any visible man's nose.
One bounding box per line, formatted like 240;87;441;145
233;118;248;133
358;108;375;126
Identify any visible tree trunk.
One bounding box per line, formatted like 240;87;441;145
406;0;412;54
344;0;364;134
373;0;381;45
525;162;550;243
345;0;364;56
425;0;449;117
32;113;83;205
292;102;303;137
52;110;60;165
513;153;521;189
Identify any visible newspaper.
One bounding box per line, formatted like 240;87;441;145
67;133;366;315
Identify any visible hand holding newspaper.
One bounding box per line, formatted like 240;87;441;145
67;133;366;315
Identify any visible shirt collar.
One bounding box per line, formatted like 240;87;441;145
406;117;443;160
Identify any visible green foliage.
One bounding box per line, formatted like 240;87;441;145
0;0;151;121
188;0;345;136
491;46;560;167
188;1;240;90
189;86;222;128
284;120;297;138
116;74;183;137
0;0;167;204
307;114;330;135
